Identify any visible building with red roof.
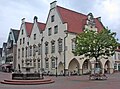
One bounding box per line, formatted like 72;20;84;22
16;1;115;75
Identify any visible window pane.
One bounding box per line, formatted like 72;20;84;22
48;28;51;36
38;45;41;55
51;15;54;22
58;39;62;52
54;25;58;34
34;34;36;40
51;42;55;53
51;58;55;68
45;43;48;54
22;48;24;57
25;47;27;57
46;60;49;68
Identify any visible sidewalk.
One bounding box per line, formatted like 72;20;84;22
0;72;120;89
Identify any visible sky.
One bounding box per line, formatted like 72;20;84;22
0;0;120;47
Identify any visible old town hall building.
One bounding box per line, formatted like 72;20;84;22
16;1;117;75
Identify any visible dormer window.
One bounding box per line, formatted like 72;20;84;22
51;15;54;22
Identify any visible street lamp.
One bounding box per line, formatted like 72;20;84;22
55;56;58;77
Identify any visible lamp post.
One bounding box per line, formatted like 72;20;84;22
55;56;58;77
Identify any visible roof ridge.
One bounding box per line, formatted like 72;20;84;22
11;29;20;31
25;22;33;24
37;22;46;25
57;5;87;17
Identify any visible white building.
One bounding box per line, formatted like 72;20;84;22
1;43;7;71
16;1;114;75
6;29;19;72
114;46;120;71
0;48;2;71
16;17;45;73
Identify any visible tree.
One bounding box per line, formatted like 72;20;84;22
74;28;118;68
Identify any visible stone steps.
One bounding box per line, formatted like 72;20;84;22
1;79;55;85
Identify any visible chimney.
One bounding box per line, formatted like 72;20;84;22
34;16;38;22
22;18;25;24
50;1;57;9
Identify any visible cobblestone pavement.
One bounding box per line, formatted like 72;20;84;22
0;72;120;89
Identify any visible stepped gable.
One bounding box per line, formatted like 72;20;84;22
57;6;104;34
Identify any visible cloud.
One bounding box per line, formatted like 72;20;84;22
91;0;120;41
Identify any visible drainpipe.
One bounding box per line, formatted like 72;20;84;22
41;32;44;73
64;31;68;76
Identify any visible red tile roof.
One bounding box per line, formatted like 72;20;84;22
25;22;33;36
25;22;45;36
37;22;46;31
94;18;104;32
57;6;104;34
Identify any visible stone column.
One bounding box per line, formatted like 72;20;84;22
101;68;104;74
109;68;114;74
79;69;83;75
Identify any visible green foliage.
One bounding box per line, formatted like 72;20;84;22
74;28;118;61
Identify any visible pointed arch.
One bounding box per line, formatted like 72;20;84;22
104;60;111;73
68;58;80;75
82;59;91;74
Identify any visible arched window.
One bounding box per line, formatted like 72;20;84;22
58;38;62;52
51;56;55;68
38;59;41;68
45;57;49;69
22;48;24;57
71;38;76;51
30;46;32;56
38;44;41;55
33;45;36;56
45;41;49;54
25;47;27;57
51;40;55;53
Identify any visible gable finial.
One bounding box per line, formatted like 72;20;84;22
34;16;38;22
